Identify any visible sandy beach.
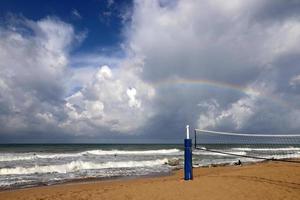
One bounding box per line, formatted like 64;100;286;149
0;161;299;200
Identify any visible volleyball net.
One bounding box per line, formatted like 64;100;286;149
193;129;300;164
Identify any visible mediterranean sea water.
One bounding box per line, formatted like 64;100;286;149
0;144;299;189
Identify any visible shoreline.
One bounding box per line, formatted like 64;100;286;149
0;158;293;192
0;170;174;192
0;159;262;192
1;160;299;200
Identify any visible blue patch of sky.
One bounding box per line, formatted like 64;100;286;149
0;0;133;56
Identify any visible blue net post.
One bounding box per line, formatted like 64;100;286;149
184;138;193;180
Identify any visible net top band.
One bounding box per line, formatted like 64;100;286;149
195;129;300;137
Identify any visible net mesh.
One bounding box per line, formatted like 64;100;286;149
193;129;300;165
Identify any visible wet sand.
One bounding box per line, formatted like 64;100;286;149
0;161;299;200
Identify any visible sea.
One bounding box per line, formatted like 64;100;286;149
0;144;300;189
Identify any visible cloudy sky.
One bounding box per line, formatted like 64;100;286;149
1;0;300;143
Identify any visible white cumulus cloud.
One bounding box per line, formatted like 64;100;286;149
63;62;155;134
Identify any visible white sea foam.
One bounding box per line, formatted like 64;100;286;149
0;149;181;162
85;149;181;155
0;159;169;175
232;147;300;151
0;154;35;162
267;152;300;160
194;157;260;167
0;153;82;162
193;151;247;156
0;179;32;187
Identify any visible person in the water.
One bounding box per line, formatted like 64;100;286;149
235;159;242;165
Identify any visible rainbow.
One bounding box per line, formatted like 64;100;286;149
153;78;291;108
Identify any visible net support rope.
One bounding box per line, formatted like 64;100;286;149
194;129;300;164
194;147;300;164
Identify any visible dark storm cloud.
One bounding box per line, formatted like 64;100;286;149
128;0;300;137
252;0;300;23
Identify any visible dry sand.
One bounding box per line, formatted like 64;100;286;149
0;161;299;200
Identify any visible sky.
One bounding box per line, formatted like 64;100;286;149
0;0;300;143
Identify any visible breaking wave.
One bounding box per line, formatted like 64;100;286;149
0;149;181;162
231;147;300;151
0;159;169;175
193;151;247;156
85;149;181;156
